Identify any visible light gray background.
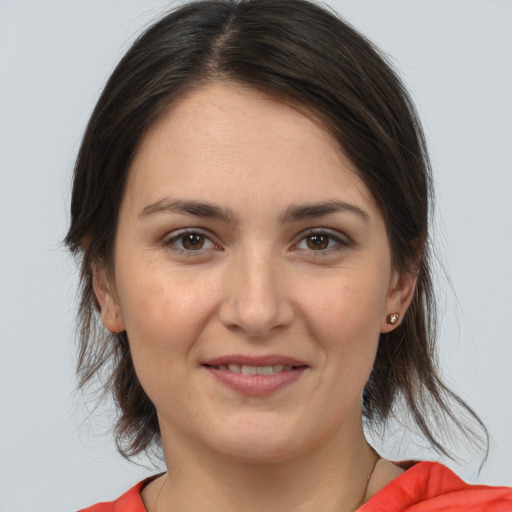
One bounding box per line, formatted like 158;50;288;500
0;0;511;510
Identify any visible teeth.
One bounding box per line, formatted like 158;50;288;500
219;364;292;374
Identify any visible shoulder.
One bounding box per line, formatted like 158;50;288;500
359;461;512;512
78;476;159;512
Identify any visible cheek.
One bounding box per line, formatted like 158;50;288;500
114;257;219;363
301;267;388;375
113;262;222;410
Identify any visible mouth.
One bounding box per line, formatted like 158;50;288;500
201;356;309;396
204;363;301;375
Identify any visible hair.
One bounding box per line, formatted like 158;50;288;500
65;0;487;461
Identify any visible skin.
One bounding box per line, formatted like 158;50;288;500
93;83;415;512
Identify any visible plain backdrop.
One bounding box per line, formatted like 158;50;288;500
0;0;511;510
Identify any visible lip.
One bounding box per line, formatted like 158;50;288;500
202;354;307;367
201;354;309;396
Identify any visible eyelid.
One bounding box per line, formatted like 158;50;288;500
163;228;221;253
161;227;351;255
292;228;352;254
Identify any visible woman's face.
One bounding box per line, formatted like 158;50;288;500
95;83;413;462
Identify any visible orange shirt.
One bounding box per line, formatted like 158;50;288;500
79;461;512;512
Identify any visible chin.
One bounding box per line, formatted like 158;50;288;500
204;414;325;464
214;435;305;464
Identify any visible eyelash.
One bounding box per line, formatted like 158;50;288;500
293;229;351;255
163;228;351;256
163;229;220;255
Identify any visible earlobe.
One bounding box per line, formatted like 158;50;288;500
381;269;417;333
91;262;125;333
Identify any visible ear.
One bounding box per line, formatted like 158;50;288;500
380;269;417;333
91;262;125;333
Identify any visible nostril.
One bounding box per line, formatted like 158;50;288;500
218;298;294;337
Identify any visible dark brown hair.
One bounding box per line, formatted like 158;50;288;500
65;0;487;460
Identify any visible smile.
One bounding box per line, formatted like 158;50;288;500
202;357;308;396
208;364;295;375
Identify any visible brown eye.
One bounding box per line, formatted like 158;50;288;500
306;234;330;250
165;230;218;254
295;230;349;254
181;233;205;250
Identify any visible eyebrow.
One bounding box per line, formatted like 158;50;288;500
280;200;369;223
139;198;369;224
139;198;235;223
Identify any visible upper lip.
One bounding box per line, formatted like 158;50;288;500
202;355;308;367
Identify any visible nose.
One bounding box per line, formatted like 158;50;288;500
218;249;295;338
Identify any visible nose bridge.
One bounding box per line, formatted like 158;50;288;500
219;243;294;337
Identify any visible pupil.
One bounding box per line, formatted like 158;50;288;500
307;234;328;250
183;234;204;250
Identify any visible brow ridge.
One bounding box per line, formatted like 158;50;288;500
280;200;369;223
139;198;369;224
139;198;235;223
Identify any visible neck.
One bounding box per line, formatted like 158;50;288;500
153;416;377;512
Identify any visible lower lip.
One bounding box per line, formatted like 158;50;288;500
203;366;308;396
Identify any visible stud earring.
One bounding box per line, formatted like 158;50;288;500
386;312;400;325
114;312;118;319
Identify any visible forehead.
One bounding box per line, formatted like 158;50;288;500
123;82;378;217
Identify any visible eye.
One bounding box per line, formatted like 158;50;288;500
164;229;218;252
304;233;332;250
294;230;350;253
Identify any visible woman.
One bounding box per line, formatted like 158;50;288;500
65;0;511;510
